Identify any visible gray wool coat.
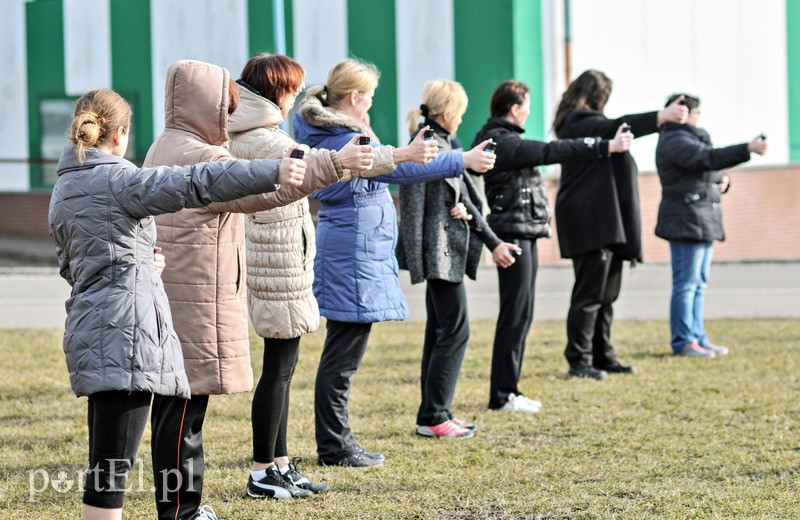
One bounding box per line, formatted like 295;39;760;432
397;129;501;284
48;146;280;397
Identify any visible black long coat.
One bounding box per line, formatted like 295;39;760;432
555;109;659;261
654;123;750;242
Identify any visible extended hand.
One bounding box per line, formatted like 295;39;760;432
277;155;306;186
463;139;497;173
394;127;439;164
747;134;768;155
337;134;374;171
658;95;689;126
609;123;633;153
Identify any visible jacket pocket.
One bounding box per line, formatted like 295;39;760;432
236;244;244;294
302;216;318;271
532;185;551;223
358;205;394;262
491;193;506;213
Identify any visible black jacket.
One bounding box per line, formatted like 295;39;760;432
555;109;659;261
397;120;501;284
655;123;750;242
472;117;609;240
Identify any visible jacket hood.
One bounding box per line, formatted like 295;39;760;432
56;146;130;176
228;81;283;134
293;95;374;144
164;60;230;146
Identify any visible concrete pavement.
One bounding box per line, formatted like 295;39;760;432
1;261;799;329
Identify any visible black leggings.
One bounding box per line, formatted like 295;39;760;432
83;391;151;509
252;337;301;463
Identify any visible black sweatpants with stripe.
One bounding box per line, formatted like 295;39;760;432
151;394;209;520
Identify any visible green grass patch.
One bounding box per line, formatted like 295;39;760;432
1;319;798;518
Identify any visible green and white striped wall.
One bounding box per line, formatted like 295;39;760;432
1;0;798;191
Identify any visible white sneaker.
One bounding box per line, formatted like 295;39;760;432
194;505;223;520
500;393;542;413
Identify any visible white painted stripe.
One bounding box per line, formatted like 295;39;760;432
272;0;287;55
150;0;249;137
0;0;29;191
291;0;348;88
540;0;561;140
395;0;454;142
64;0;111;96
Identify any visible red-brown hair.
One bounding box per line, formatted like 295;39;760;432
228;78;239;115
239;53;305;105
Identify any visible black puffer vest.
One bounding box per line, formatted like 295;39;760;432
473;118;551;240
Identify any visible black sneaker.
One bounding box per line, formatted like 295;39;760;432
567;365;608;380
282;457;330;494
246;465;312;499
318;449;384;468
595;362;637;374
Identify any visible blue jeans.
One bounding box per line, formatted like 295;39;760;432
669;240;714;352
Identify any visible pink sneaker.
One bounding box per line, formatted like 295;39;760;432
416;420;475;439
676;341;716;358
450;417;479;432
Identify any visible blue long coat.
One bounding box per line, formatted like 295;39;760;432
293;104;464;323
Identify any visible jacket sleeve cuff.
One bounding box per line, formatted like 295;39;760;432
599;139;610;157
328;150;351;181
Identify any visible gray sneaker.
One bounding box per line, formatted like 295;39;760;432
676;341;716;358
701;342;729;356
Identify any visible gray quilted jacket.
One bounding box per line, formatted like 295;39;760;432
48;146;280;397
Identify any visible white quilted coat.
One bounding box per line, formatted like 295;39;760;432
228;87;324;339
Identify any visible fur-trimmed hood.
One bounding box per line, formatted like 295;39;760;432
294;95;376;145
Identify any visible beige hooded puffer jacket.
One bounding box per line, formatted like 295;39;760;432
145;60;343;395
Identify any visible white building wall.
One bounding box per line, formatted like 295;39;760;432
292;0;348;88
0;0;29;191
150;0;249;137
395;0;454;142
564;0;787;171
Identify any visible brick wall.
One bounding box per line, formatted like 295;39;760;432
0;192;52;239
2;164;799;262
538;164;800;265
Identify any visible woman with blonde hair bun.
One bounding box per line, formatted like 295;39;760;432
294;60;497;465
397;79;520;440
49;87;304;520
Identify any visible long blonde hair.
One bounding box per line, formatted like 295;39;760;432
306;59;380;108
68;88;131;163
406;79;468;135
